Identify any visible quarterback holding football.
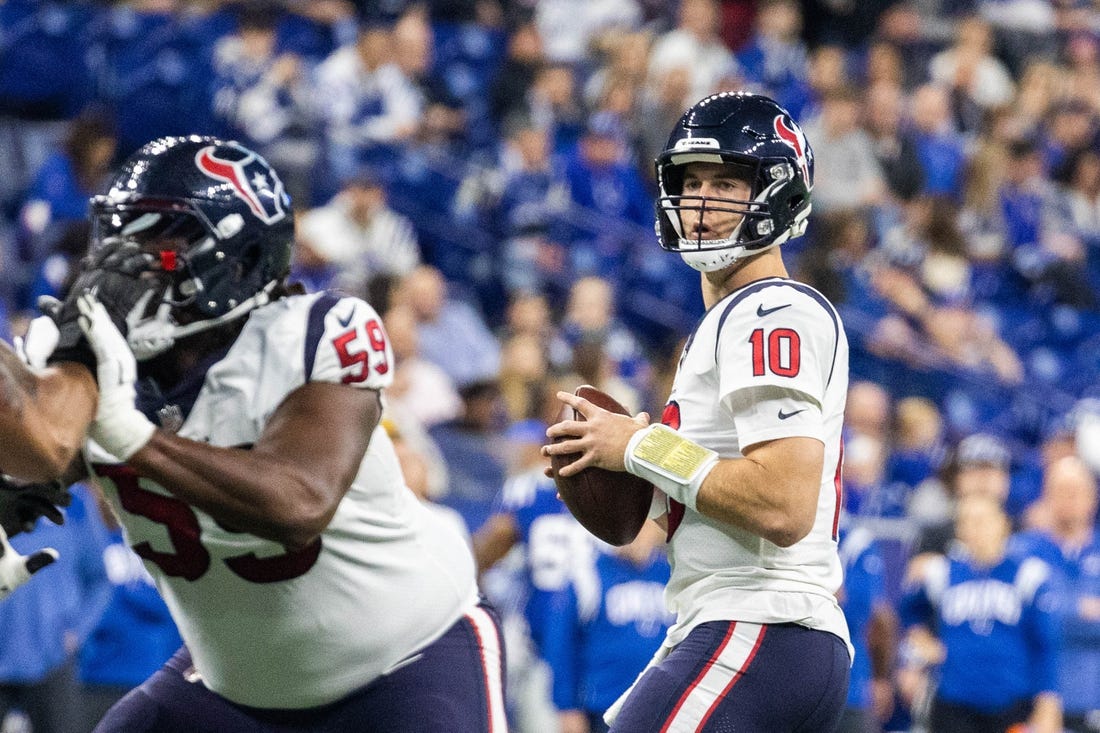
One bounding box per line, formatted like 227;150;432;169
545;92;853;732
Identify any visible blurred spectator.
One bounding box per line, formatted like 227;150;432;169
734;0;812;119
797;208;878;308
843;381;905;519
647;0;740;106
1060;148;1100;246
800;85;887;215
899;493;1063;733
806;42;852;102
838;525;900;733
1000;136;1094;309
499;332;552;423
1015;455;1100;733
533;0;642;66
636;62;693;173
297;171;421;296
314;21;421;188
910;432;1014;552
557;276;648;395
389;425;470;544
976;0;1058;77
1042;100;1099;181
583;30;653;119
382;304;462;429
464;115;573;306
869;198;1026;385
393;264;501;388
847;380;893;443
429;377;509;534
540;523;673;733
17;111;117;307
209;2;319;206
77;494;182;732
928;16;1015;136
909;83;968;200
560;113;652;282
525;63;586;157
886;396;946;493
864;80;925;205
488;21;545;127
1064;30;1100;113
0;485;111;733
392;7;468;150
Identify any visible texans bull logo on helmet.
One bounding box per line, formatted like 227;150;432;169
195;144;288;226
773;115;811;189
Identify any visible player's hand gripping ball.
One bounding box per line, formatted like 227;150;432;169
550;385;654;546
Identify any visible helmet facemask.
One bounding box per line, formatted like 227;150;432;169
655;154;809;272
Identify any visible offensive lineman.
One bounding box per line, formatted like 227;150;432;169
544;92;852;731
0;136;506;732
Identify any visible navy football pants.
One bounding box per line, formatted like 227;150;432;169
93;603;507;733
610;621;850;733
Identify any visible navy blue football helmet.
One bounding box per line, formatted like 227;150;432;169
90;135;294;358
654;92;814;272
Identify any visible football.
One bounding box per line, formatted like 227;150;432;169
550;385;654;546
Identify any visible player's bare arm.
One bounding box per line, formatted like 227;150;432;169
694;436;823;547
127;382;379;550
545;390;823;547
0;344;96;481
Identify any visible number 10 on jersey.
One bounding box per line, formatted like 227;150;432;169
749;328;801;378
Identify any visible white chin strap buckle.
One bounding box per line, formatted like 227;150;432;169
125;282;277;361
126;290;178;361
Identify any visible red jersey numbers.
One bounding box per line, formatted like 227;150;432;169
749;327;801;378
332;317;390;384
93;464;321;584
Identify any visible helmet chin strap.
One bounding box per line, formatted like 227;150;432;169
126;280;278;361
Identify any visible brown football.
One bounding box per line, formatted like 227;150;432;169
550;385;654;546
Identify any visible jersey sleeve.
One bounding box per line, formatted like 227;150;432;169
305;295;394;390
716;286;840;446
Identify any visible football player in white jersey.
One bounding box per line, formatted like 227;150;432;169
544;92;852;732
0;136;506;732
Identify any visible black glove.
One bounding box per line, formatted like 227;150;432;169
0;476;73;538
49;238;161;371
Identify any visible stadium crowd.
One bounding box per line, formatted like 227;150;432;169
1;0;1100;731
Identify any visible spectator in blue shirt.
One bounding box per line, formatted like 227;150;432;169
0;484;111;733
560;112;652;283
900;493;1063;733
540;523;673;733
1014;455;1100;733
910;84;968;201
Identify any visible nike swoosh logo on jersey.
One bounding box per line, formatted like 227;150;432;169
336;308;355;328
778;408;806;420
757;303;792;317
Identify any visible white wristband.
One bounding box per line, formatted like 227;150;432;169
89;408;156;461
623;424;718;512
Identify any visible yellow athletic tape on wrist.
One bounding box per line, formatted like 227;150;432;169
624;424;718;511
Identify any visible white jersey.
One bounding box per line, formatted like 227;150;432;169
87;292;479;709
658;277;851;655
